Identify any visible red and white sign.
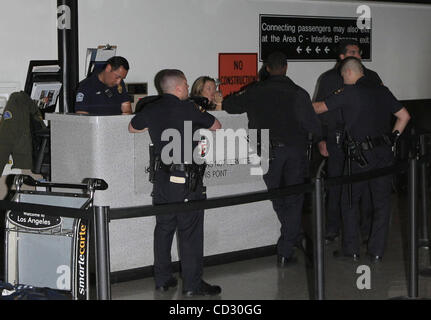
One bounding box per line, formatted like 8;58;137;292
218;53;258;97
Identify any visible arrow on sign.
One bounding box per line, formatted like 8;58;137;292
315;46;321;54
306;46;311;54
324;46;330;54
296;46;302;54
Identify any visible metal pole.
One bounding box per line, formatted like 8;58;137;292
313;177;325;300
419;135;429;248
313;160;326;300
57;0;79;113
408;157;418;298
94;206;111;300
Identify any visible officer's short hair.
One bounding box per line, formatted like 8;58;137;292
337;39;362;56
339;56;364;75
158;69;186;94
154;70;166;95
106;56;130;71
265;51;287;72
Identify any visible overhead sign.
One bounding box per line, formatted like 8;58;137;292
260;15;372;61
218;53;258;97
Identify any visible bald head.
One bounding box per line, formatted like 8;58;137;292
339;56;365;84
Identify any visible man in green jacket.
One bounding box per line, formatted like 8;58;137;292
0;91;46;174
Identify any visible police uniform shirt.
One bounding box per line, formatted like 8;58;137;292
130;94;215;163
315;66;382;142
223;75;322;147
75;72;130;115
324;77;403;141
315;66;382;102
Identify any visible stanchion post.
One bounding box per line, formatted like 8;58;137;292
94;206;111;300
312;176;325;300
408;157;419;298
419;135;429;247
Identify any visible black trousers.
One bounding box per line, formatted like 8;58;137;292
263;146;307;259
152;170;206;292
326;143;373;239
340;146;393;256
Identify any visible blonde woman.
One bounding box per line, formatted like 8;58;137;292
190;76;223;111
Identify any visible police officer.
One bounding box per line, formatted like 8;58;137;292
314;40;382;245
128;69;222;296
221;51;322;267
75;56;132;115
313;57;410;261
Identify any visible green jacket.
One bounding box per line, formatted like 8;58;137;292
0;91;46;172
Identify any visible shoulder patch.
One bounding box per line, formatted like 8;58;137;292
3;111;12;120
76;92;84;103
333;88;344;95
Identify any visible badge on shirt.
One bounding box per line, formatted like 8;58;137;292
117;85;123;94
3;111;12;120
76;92;85;103
333;88;344;95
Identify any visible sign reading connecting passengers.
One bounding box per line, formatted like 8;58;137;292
259;15;372;61
219;53;258;97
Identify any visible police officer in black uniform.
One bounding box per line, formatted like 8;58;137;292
128;69;222;296
314;40;383;245
313;57;411;261
222;51;322;266
75;56;132;115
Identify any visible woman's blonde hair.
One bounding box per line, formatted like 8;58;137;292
190;76;216;97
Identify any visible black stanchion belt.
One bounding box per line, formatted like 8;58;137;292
1;159;417;222
110;160;413;221
326;161;409;188
110;182;314;220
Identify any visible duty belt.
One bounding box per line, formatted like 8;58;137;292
359;135;392;151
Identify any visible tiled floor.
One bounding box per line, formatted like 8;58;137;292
111;193;431;300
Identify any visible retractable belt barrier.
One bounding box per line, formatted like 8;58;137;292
110;182;314;220
1;149;430;300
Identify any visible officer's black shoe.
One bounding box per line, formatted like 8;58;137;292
277;254;298;268
333;250;360;262
183;280;222;297
324;233;339;245
368;254;383;263
155;277;178;292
